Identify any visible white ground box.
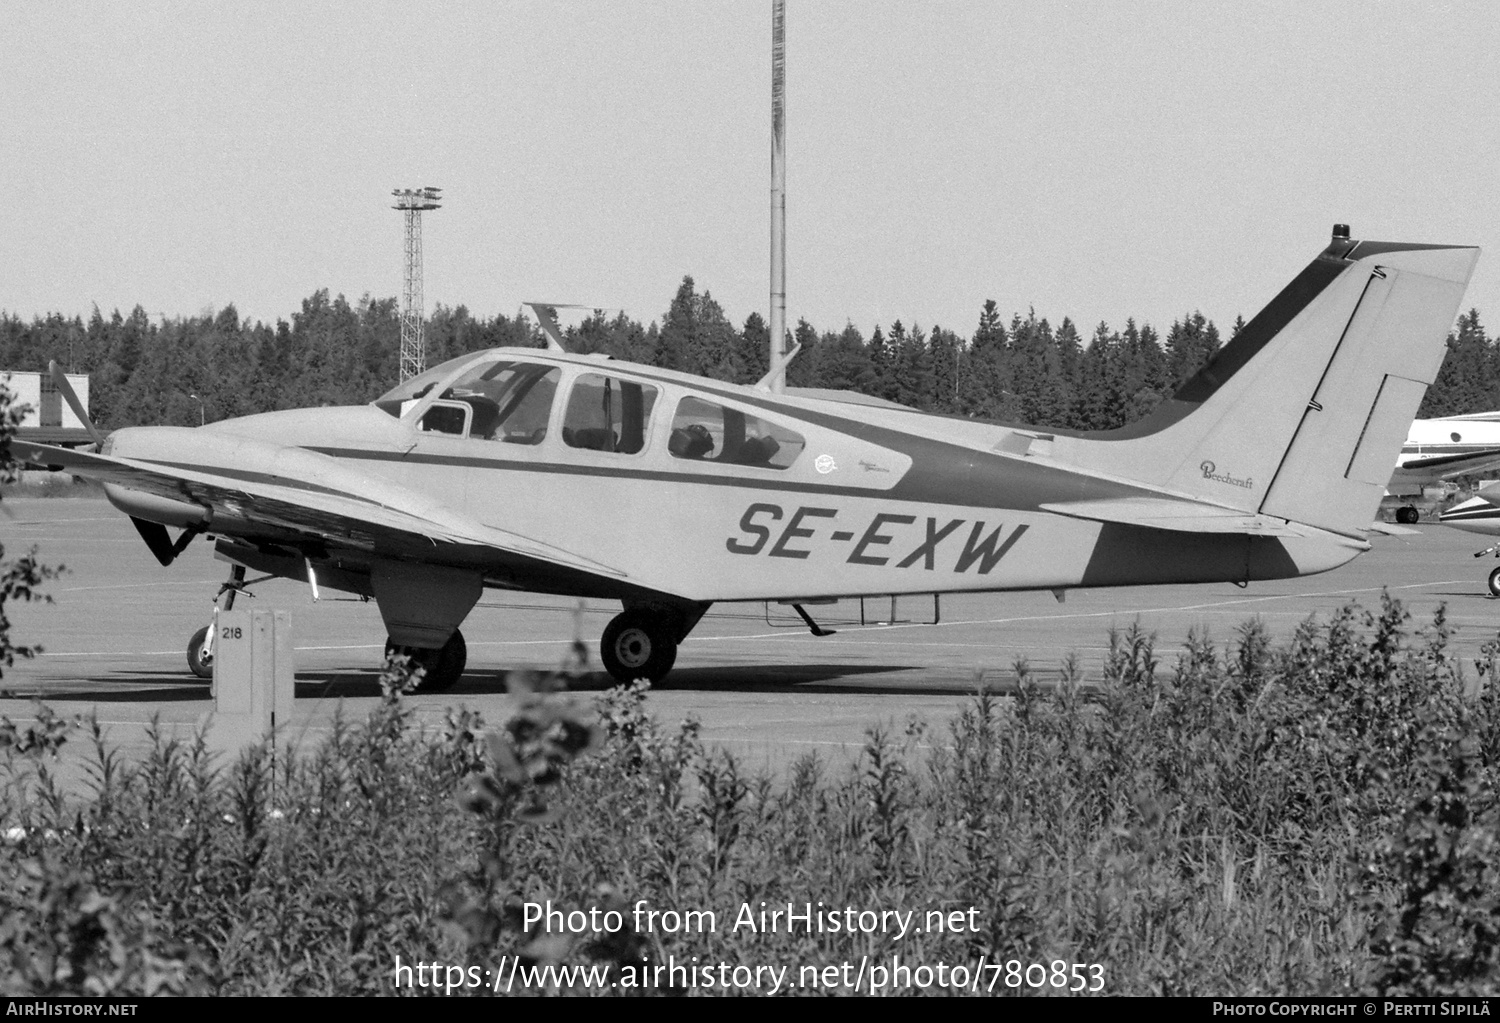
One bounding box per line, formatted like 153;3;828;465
206;609;295;761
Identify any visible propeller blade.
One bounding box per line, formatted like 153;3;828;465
525;303;567;352
48;360;105;446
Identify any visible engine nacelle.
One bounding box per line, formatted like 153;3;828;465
103;484;211;529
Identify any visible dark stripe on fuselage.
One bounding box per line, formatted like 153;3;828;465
1401;446;1500;454
1440;507;1500;523
308;435;1160;513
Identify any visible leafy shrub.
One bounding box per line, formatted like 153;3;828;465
2;594;1499;994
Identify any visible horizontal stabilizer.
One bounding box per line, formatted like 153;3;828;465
1038;496;1333;538
1366;521;1421;536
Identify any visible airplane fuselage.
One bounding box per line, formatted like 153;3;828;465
125;348;1362;610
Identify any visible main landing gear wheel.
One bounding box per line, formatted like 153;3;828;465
1487;567;1500;599
384;629;467;693
600;610;678;686
187;626;213;680
1396;505;1420;525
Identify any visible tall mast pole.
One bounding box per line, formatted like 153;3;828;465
769;0;787;392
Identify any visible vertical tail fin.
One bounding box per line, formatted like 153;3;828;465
1067;229;1479;536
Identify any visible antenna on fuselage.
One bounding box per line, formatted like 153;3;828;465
756;0;799;393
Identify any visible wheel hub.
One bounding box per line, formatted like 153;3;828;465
616;629;651;668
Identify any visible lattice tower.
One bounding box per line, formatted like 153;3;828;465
391;187;442;381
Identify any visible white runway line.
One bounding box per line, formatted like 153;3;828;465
7;517;121;525
39;637;581;658
26;578;1481;660
56;581;209;593
37;649;184;658
4;537;141;544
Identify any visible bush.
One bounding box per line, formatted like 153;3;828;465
2;595;1499;995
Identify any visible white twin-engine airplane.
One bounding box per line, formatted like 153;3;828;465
1427;415;1500;593
1385;411;1500;524
13;227;1480;689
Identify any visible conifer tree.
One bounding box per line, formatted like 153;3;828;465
867;325;893;401
889;321;933;408
1421;309;1493;417
735;312;770;384
928;326;962;413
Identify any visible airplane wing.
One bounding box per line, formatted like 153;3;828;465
11;438;627;579
1390;448;1500;487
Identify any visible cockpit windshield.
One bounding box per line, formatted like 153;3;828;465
373;353;561;446
372;352;488;417
436;361;559;443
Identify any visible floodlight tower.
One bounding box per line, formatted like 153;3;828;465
392;186;442;381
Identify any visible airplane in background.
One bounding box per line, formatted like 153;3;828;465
1384;411;1500;523
11;226;1480;689
1435;473;1500;597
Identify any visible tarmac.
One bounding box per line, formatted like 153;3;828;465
4;495;1500;778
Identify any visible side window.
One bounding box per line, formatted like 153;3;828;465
439;361;560;444
669;396;805;470
419;400;470;435
562;373;658;455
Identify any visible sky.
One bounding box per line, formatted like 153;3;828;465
3;1;1499;343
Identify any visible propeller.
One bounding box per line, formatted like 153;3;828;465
522;302;619;354
48;360;105;446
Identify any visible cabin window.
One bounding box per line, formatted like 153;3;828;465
668;396;805;469
562;373;658;455
435;361;560;443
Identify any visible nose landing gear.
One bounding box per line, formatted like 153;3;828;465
187;564;257;680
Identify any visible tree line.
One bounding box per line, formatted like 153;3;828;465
0;279;1489;431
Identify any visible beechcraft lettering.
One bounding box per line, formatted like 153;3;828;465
725;503;1029;573
1199;461;1254;490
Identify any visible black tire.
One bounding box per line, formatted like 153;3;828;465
187;625;213;680
384;629;467;693
1396;505;1420;525
600;610;678;686
1487;567;1500;599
